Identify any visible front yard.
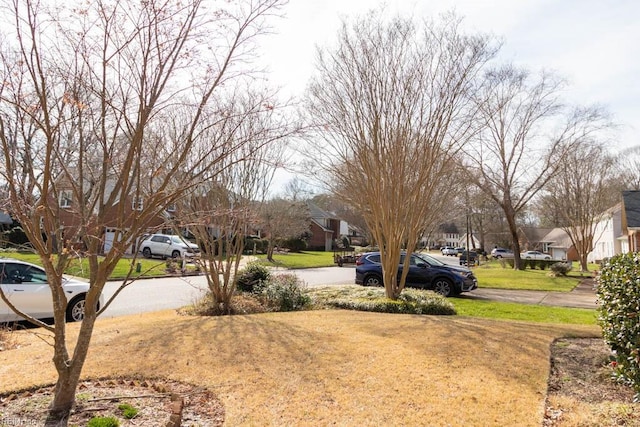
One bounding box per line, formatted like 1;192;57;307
0;310;602;426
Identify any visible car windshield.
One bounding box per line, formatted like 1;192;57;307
414;252;445;266
171;236;185;244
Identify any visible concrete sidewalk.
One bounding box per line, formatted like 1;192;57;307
460;278;598;309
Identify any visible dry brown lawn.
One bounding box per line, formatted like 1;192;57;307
0;310;599;426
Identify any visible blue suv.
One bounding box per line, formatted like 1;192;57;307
355;251;477;297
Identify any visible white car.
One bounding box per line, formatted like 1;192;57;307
139;234;200;259
0;259;102;323
440;247;457;256
520;250;551;260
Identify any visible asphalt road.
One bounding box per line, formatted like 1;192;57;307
99;255;597;319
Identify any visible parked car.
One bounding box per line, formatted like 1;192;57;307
0;258;103;323
491;248;514;259
454;247;465;254
139;234;200;259
520;250;551;260
355;251;477;297
440;246;457;256
459;250;478;266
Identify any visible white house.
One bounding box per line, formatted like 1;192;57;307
588;203;626;263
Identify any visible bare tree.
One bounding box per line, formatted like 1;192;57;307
539;141;620;271
617;145;640;189
304;11;496;298
463;64;610;270
181;92;292;314
259;197;310;261
0;0;284;424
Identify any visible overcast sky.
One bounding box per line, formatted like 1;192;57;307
259;0;639;191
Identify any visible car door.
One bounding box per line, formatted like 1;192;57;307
0;262;52;320
402;254;434;289
149;235;171;257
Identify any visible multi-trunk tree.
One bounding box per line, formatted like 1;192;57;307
0;0;284;424
305;11;496;298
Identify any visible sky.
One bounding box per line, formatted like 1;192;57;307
259;0;640;193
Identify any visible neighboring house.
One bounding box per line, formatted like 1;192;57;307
518;227;553;252
307;202;342;251
539;228;577;261
622;190;640;253
456;233;481;250
55;179;175;255
588;202;626;263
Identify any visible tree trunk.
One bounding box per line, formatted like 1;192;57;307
579;253;589;273
504;208;524;270
46;309;98;426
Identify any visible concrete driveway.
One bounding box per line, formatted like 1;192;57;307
458;278;598;309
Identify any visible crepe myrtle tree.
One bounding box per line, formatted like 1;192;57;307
179;92;294;315
463;64;611;270
0;0;285;424
304;10;496;298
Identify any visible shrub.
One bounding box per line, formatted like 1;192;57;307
261;273;310;311
88;417;120;427
596;253;640;401
323;287;456;315
118;403;139;419
235;262;271;293
549;262;572;277
280;237;307;252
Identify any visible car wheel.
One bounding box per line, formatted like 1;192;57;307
142;247;152;258
496;255;502;259
66;296;86;322
171;250;181;259
364;274;382;287
433;278;454;297
544;256;551;260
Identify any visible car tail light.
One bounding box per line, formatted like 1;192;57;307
355;255;364;266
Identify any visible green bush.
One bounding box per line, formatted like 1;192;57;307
118;403;139;419
280;237;307;252
596;253;640;401
235;262;271;293
549;262;572;277
262;273;310;311
88;417;120;427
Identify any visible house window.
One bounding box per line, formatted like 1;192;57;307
59;190;72;208
132;197;144;211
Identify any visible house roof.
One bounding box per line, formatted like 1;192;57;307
622;190;640;229
540;228;573;249
310;218;333;233
307;201;339;220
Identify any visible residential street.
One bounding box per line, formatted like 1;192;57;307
99;261;597;319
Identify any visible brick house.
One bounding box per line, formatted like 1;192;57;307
307;202;342;251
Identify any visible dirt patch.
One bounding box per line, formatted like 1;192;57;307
545;337;640;426
0;378;224;426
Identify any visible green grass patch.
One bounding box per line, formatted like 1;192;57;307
472;262;584;292
0;251;170;280
306;285;596;325
451;297;597;325
255;251;336;269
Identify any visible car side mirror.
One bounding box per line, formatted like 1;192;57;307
416;262;427;268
